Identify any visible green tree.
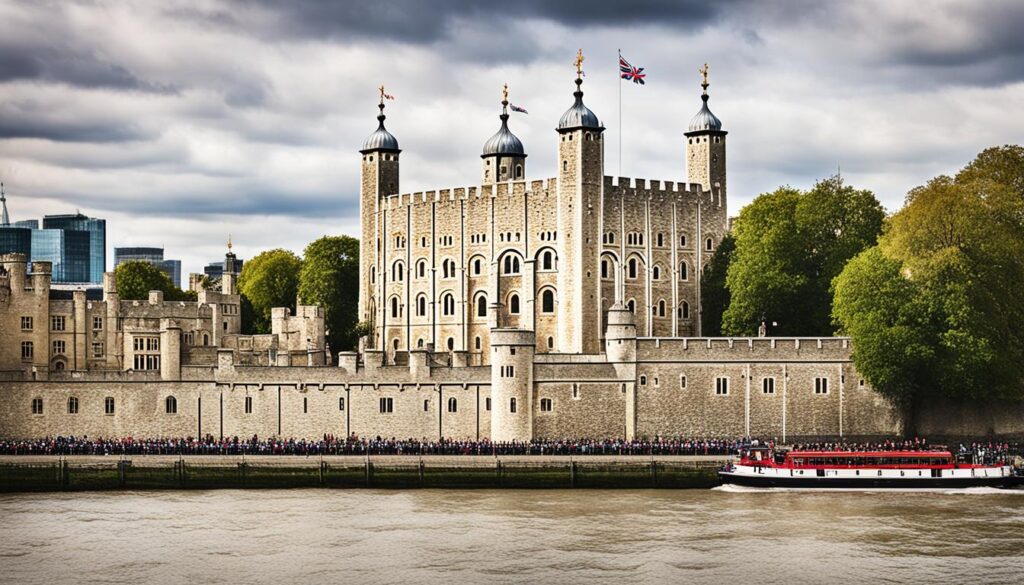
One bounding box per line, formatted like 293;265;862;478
238;249;302;334
700;233;735;336
298;235;361;354
723;177;884;336
114;260;192;301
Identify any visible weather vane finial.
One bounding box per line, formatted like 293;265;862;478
227;234;233;251
502;83;509;103
574;48;585;78
699;63;710;93
379;85;385;106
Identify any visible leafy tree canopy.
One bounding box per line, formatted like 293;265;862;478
298;235;360;354
238;249;302;334
700;233;735;337
114;260;194;301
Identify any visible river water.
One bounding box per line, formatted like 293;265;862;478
1;488;1023;585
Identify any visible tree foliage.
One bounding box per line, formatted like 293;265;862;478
115;260;194;301
833;146;1024;412
238;249;303;334
722;176;884;336
700;233;735;336
298;235;360;354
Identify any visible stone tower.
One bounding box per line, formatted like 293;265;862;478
684;64;727;205
481;84;526;185
489;328;535;441
359;91;401;350
555;51;605;355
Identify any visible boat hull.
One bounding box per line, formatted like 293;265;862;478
718;470;1021;489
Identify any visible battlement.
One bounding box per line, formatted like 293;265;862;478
603;175;720;204
636;337;853;362
382;177;559;211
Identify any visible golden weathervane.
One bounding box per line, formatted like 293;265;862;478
699;63;710;91
574;48;585;78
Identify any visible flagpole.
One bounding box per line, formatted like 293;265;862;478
618;49;623;177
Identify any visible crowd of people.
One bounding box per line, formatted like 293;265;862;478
0;435;1019;461
0;435;750;457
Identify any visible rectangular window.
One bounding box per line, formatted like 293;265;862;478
485;397;491;411
92;316;103;330
815;377;829;395
68;397;78;414
21;316;32;331
763;377;776;394
679;375;687;389
21;341;33;360
339;397;346;411
540;398;552;412
715;377;729;395
379;397;394;413
146;338;160;351
51;316;66;331
31;398;43;415
52;340;66;356
92;343;103;358
245;396;253;414
104;397;115;415
510;397;517;413
303;397;308;414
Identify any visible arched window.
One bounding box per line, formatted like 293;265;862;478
473;258;482;275
657;233;664;247
416;294;427;317
416;259;426;279
658;300;666;317
541;289;555;313
393;338;400;351
652;265;661;280
442;259;456;279
680;262;688;281
475;336;482;350
67;397;78;414
509;293;520;314
541;250;554;271
442;293;455;316
417;338;425;348
390;297;400;318
370;266;376;284
393;261;404;282
165;396;177;414
608;232;615;244
503;255;521;275
54;361;65;371
627;299;636;313
203;333;210;346
447;337;455;351
547;336;554;349
515;164;523;179
628;258;638;279
448;397;458;413
706;237;714;251
680;301;690;319
680;234;687;247
474;295;486;318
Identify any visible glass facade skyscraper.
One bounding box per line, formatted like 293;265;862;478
43;214;106;283
31;229;91;282
0;226;32;257
114;246;183;288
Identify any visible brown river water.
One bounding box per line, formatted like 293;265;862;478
1;487;1023;585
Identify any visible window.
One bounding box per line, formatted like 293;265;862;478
245;396;253;414
442;259;456;279
706;237;714;251
815;377;829;395
509;293;520;314
657;300;666;317
601;259;609;279
21;341;33;360
370;266;376;284
51;316;66;331
859;379;866;388
626;299;636;313
640;375;647;386
501;365;515;378
628;258;638;279
447;337;454;351
502;255;521;275
679;302;690;320
133;336;160;370
417;295;427;317
715;377;729;395
680;234;687;247
166;396;177;414
416;260;426;279
392;261;404;282
547;336;554;349
303;397;308;414
53;361;65;371
92;343;103;358
510;397;517;413
475;336;482;350
680;262;688;281
339;397;345;411
68;397;78;414
52;340;66;356
380;397;394;413
657;233;664;247
541;290;555;313
763;377;776;394
448;397;458;413
541;250;554;270
572;384;579;399
93;316;103;330
485;397;491;411
104;396;115;415
515;164;523;179
31;398;43;415
540;398;552;412
391;297;400;318
473;258;483;275
442;293;455;316
20;316;32;331
423;399;430;412
203;333;210;346
477;295;487;318
679;375;687;389
652;265;661;280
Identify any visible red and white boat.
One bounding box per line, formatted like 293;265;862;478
719;447;1020;489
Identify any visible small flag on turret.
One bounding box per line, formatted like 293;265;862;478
619;54;646;85
510;104;528;114
383;92;396;100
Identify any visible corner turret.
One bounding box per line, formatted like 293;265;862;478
481;84;526;185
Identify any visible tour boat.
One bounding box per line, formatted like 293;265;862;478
718;447;1020;489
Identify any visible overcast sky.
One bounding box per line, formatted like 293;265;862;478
2;0;1022;278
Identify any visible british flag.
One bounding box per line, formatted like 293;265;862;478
619;54;646;85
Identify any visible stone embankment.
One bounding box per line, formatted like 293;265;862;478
0;455;727;491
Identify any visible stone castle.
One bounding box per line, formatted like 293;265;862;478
0;57;900;441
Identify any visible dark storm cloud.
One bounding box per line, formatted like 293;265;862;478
0;109;151;143
0;45;175;93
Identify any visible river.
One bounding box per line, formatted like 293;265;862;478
1;488;1022;584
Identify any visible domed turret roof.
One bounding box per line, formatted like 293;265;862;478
361;103;400;153
482;97;525;157
688;94;722;132
557;78;603;132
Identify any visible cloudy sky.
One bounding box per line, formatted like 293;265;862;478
2;0;1022;278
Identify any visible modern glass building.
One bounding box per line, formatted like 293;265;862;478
31;229;91;282
114;246;183;287
43;214;106;284
0;226;32;257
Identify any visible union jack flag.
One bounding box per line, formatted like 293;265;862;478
510;104;528;114
619;54;646;85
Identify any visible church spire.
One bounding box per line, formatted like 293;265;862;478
0;182;9;226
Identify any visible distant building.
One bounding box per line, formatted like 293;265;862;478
204;258;244;280
42;214;106;284
0;188;32;258
13;220;38;229
114;246;183;288
31;229;92;283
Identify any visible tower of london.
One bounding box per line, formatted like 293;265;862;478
0;57;901;442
